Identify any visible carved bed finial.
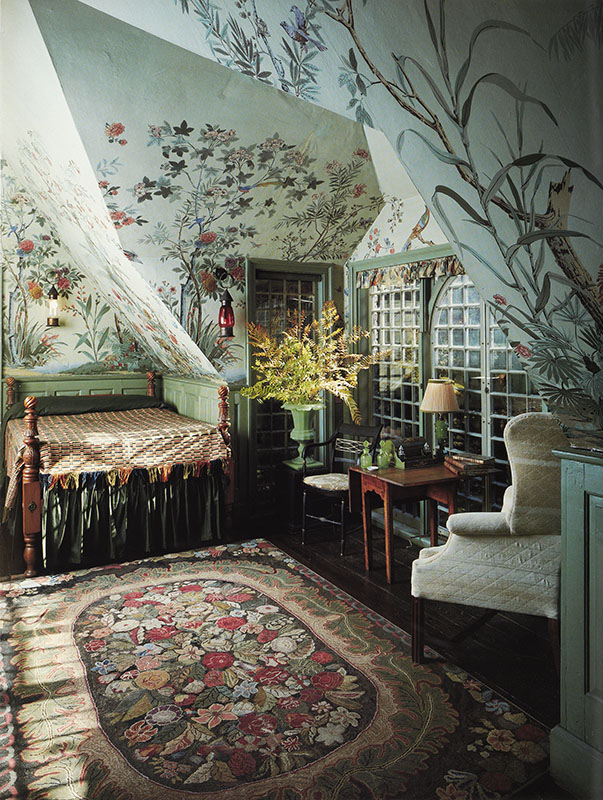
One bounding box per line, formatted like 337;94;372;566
147;371;156;397
6;376;15;410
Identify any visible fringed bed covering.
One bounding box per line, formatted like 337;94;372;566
4;407;228;510
355;254;464;288
1;394;229;570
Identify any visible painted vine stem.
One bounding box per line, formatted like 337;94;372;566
325;0;603;333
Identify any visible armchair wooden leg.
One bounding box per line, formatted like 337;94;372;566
339;496;346;557
301;489;307;546
412;596;425;664
548;616;560;676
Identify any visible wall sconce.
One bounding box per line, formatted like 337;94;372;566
218;289;235;338
419;378;460;454
47;285;60;327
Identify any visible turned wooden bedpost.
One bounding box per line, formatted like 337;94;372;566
22;396;42;577
147;371;156;397
217;385;231;448
6;376;15;410
217;385;235;524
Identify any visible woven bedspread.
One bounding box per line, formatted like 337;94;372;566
4;407;228;509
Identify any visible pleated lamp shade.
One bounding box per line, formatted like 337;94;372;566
419;379;460;414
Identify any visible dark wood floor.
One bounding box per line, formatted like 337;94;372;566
240;516;573;800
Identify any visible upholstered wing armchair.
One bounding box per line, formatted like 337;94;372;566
411;412;569;664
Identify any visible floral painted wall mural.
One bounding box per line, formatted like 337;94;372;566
1;167;150;372
24;0;382;381
349;198;448;263
7;0;601;435
66;0;599;435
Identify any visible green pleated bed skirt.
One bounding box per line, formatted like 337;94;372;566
3;462;225;572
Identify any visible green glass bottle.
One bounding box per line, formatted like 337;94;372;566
376;442;391;469
360;440;372;469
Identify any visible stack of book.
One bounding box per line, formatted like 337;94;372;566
444;451;496;475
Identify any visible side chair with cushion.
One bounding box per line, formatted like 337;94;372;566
301;422;382;556
410;411;569;665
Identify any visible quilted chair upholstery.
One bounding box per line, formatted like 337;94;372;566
410;412;569;663
301;422;382;556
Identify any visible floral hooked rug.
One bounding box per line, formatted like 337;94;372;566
0;540;550;799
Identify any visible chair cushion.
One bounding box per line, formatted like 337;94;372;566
411;533;561;618
303;473;349;492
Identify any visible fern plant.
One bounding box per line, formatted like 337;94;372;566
242;300;388;424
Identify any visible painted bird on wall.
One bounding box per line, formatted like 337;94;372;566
402;206;436;251
281;6;327;51
237;180;282;193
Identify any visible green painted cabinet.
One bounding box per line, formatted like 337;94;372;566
550;448;603;800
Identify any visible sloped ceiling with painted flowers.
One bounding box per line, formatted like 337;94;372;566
9;0;382;382
60;0;601;437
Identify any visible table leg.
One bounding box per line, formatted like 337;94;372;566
384;488;394;584
483;473;491;512
362;487;373;572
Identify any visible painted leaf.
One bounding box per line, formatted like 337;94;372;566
535;273;551;313
396;129;470;167
461;73;557;128
433;184;489;225
506;228;591;261
454;20;534;97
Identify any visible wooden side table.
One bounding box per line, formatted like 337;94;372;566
348;464;459;584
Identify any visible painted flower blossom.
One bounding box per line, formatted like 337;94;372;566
216;615;246;630
204;669;225;687
198;231;217;245
145;704;183;727
228;750;256;776
493;294;507;305
56;277;71;291
316;722;346;745
125;720;157;744
257;629;278;643
18;239;34;253
511;739;546;763
105;121;125;140
353;183;366;198
354;147;370;159
311;650;334;664
254;666;290;685
203;652;234;669
232;680;259;699
514;344;532;359
84;639;106;652
486;728;515;751
311;671;344;691
27;281;43;300
192;702;237;729
238;712;278;737
135;670;171;691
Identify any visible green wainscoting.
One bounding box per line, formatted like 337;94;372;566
550;447;603;800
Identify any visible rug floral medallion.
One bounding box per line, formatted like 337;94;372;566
0;540;549;799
